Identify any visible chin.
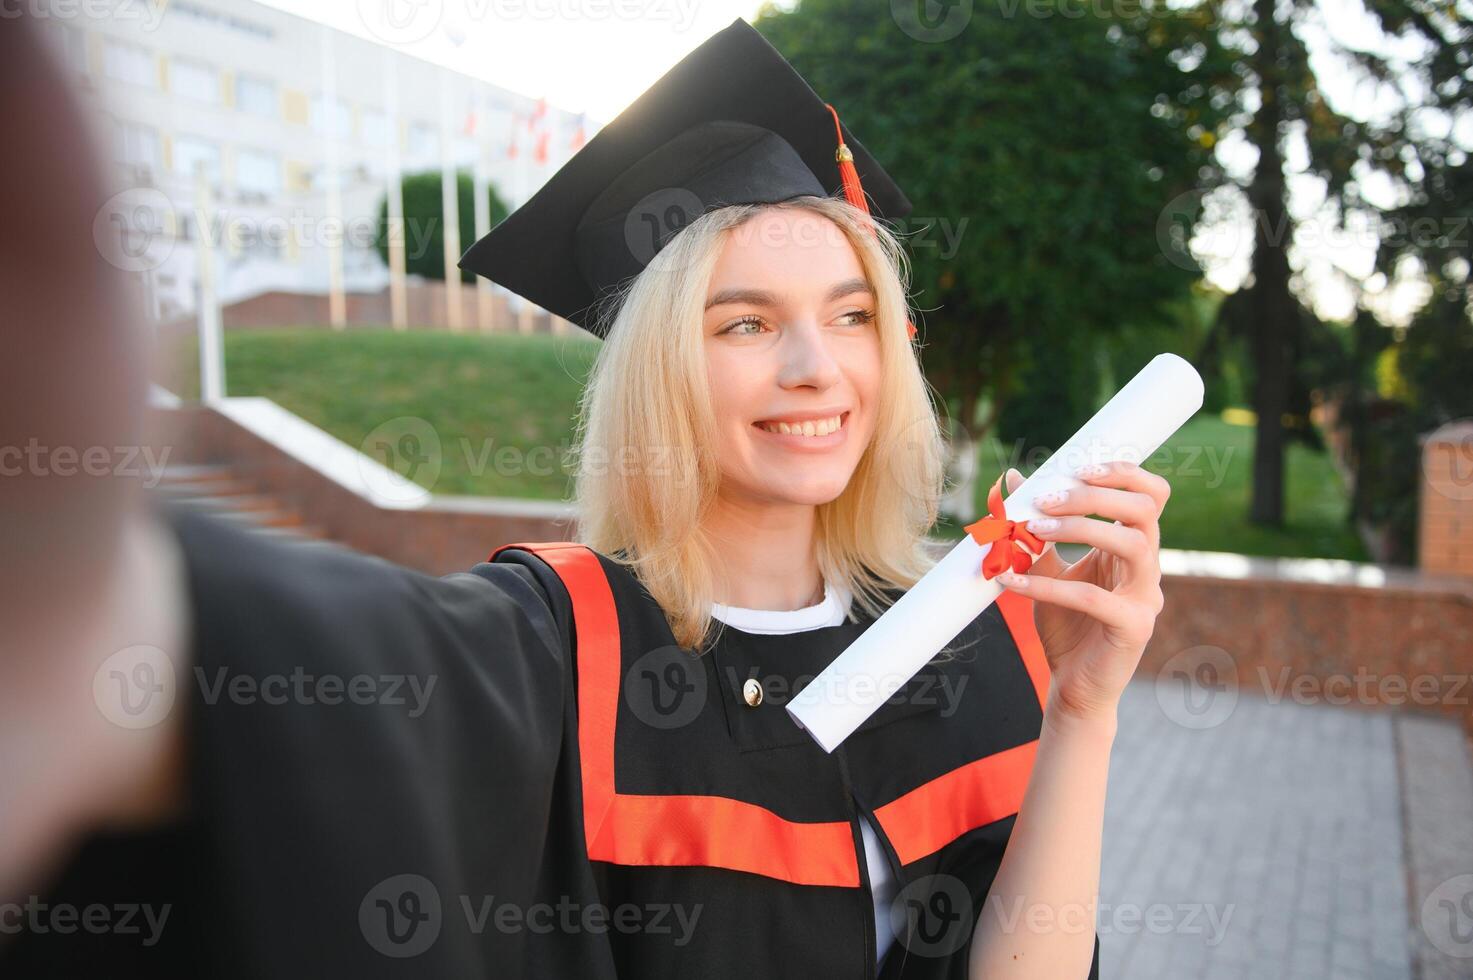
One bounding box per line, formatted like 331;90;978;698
757;470;855;506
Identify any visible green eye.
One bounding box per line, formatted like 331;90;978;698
721;315;766;336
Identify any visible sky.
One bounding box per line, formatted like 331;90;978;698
258;0;778;122
260;0;1458;325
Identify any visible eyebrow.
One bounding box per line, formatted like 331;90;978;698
704;277;873;312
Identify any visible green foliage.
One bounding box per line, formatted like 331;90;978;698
374;171;509;284
934;412;1367;560
755;0;1228;445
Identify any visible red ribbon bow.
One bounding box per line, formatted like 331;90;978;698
963;474;1046;580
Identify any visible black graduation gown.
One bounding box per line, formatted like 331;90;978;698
0;501;1101;979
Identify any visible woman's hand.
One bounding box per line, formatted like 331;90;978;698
995;462;1171;731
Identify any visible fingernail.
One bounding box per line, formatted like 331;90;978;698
1074;463;1107;478
1027;517;1059;533
998;571;1028;587
1036;490;1068;507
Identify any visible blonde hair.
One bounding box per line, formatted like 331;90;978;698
572;195;948;651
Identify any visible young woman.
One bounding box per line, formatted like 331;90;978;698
2;16;1167;980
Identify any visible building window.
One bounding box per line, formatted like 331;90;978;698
171;59;219;103
310;95;351;139
236;148;281;197
236;74;276;117
114;121;162;172
175;135;221;184
406;121;436;164
362;108;390;147
104;39;153;87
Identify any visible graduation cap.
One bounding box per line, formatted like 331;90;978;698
458;17;914;339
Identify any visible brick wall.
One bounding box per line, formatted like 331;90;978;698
1420;420;1473;577
149;402;1473;735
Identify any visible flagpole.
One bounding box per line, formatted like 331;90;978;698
516;99;535;335
439;71;463;332
381;50;408;331
320;26;347;330
472;93;496;332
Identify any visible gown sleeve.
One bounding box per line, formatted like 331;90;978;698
168;499;582;977
0;499;605;979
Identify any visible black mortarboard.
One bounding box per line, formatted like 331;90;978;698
458;17;913;338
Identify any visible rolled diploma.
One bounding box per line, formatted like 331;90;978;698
786;352;1205;753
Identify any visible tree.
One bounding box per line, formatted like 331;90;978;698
1355;0;1473;559
1162;0;1418;526
756;0;1228;518
374;171;509;284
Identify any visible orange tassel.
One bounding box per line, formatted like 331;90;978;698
826;103;915;342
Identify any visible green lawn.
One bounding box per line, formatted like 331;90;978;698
163;329;1368;560
931;415;1369;560
165;327;600;499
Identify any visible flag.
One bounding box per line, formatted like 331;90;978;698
506;112;520;159
526;96;547;132
534;129;549;166
570;111;586;152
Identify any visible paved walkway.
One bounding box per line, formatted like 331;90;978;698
1102;679;1473;979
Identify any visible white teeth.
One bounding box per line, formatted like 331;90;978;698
758;414;843;436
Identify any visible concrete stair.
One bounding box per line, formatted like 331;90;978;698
153;463;330;542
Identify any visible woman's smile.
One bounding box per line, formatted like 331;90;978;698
751;409;852;451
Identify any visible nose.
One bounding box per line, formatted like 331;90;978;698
776;320;843;392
